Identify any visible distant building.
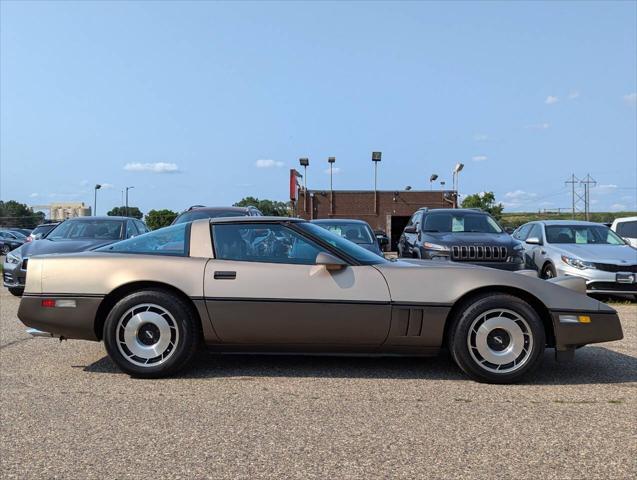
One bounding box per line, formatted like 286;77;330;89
48;202;91;220
295;189;456;250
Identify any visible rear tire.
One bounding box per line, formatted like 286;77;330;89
448;293;545;384
103;289;200;378
8;287;23;297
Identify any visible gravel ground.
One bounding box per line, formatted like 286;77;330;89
1;289;635;479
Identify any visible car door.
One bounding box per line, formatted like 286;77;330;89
401;212;422;256
204;222;391;346
524;223;546;270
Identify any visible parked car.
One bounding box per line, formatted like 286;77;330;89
374;230;390;252
172;205;263;225
26;222;60;242
398;208;525;271
10;228;33;237
311;219;384;256
3;216;149;297
17;216;622;384
611;216;637;248
0;230;27;255
514;220;637;297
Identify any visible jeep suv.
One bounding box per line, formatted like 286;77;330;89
397;208;525;271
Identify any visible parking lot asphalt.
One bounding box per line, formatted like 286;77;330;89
1;289;635;479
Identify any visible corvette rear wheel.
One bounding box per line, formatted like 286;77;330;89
449;294;545;384
103;289;200;378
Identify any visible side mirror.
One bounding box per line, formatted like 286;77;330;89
315;252;347;271
526;236;542;245
404;225;417;234
378;236;389;246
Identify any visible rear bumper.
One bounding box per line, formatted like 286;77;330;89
551;310;623;348
17;295;103;341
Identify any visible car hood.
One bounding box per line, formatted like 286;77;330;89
424;232;514;245
554;244;637;264
16;238;119;258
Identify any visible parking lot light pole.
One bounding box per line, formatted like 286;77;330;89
452;163;464;208
93;184;102;216
299;158;309;213
429;174;438;190
328;157;335;215
372;152;382;214
125;186;135;217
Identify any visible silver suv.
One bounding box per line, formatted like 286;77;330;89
514;220;637;297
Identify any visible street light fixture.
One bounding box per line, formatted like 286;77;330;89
372;152;382;214
429;174;438;190
299;158;309;213
452;163;464;207
94;184;102;216
125;186;135;217
328;157;336;214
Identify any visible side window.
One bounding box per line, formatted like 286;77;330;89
98;223;189;256
212;224;326;265
135;220;150;234
527;224;542;241
126;221;138;238
617;221;637;238
513;224;532;240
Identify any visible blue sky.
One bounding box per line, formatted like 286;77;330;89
1;1;636;215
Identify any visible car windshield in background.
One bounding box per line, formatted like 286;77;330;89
174;210;244;224
97;223;189;256
316;223;375;245
545;225;626;245
31;225;57;237
422;212;503;234
298;223;388;265
47;220;124;240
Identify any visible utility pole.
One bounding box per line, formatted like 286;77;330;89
328;157;335;215
125;186;135;217
580;174;597;221
565;174;579;218
372;152;382;215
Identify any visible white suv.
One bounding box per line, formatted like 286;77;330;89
611;216;637;248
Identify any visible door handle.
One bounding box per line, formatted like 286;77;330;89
214;271;236;280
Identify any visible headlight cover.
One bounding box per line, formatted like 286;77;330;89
423;242;450;252
561;255;595;270
513;243;525;251
5;252;21;264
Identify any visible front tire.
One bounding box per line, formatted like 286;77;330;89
448;293;545;384
541;263;557;279
8;287;23;297
103;289;200;378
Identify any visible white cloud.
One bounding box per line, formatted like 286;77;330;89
124;162;180;173
255;159;284;168
471;155;488;162
324;167;341;174
545;95;559;105
100;183;115;189
504;190;538;201
473;133;488;141
568;91;580;100
610;203;627;211
623;92;636;106
29;193;40;198
595;184;618;194
80;180;90;187
526;122;550;130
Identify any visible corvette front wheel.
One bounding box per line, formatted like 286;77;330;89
449;294;545;384
103;289;200;378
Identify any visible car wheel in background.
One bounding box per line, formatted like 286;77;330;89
541;263;557;279
103;289;201;378
448;293;545;384
8;287;24;297
1;245;10;255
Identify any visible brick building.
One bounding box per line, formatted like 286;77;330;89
295;189;456;249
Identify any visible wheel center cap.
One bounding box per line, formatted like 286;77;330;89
137;323;161;346
487;328;511;351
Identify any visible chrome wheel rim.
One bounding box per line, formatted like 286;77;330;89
467;308;533;374
116;303;179;367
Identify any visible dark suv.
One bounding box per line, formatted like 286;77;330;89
172;205;263;225
397;208;525;271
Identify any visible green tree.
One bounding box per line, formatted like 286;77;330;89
107;206;143;219
145;209;178;230
461;191;504;220
0;200;45;228
234;196;290;216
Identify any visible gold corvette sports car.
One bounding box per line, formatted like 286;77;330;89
18;217;623;383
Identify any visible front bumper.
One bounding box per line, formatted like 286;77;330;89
551;310;623;349
2;258;26;289
17;294;103;341
555;264;637;295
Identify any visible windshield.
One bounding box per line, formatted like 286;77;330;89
422;212;503;233
545;225;626;245
47;220;124;241
174;210;245;224
314;222;375;244
298;223;387;264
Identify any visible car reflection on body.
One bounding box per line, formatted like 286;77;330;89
514;220;637;298
17;217;622;384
